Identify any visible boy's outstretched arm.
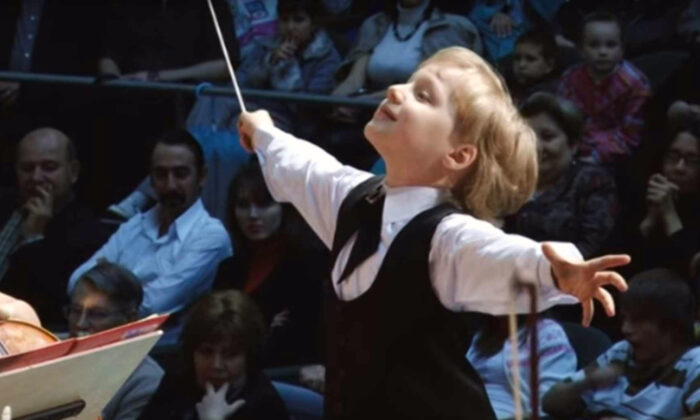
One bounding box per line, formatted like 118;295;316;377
543;243;629;326
238;110;372;249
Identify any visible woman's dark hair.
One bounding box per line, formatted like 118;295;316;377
150;130;205;174
78;259;143;318
182;290;267;379
620;268;697;346
277;0;324;20
225;159;291;251
520;92;585;147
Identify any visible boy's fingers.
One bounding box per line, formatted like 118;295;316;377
588;254;630;272
594;271;628;293
205;382;214;394
594;287;615;317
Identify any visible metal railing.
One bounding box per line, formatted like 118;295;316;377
0;70;381;108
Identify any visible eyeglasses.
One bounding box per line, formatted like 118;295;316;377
664;151;700;168
62;305;121;324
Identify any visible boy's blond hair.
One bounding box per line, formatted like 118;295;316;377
420;47;537;221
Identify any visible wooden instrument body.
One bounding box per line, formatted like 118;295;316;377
0;320;58;356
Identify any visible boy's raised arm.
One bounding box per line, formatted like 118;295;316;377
238;111;372;248
432;214;628;324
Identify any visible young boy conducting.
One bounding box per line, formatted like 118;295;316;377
238;46;629;419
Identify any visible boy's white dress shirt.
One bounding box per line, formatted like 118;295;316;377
254;125;580;314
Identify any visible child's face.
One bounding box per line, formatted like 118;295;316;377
364;63;464;182
279;11;313;45
512;42;553;85
581;21;623;79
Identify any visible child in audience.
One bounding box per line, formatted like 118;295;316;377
138;290;288;420
543;268;700;420
214;160;326;368
237;46;629;418
558;11;651;166
237;0;340;95
467;315;577;419
508;29;559;105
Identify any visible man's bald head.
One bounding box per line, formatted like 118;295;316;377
17;128;77;163
16;127;80;206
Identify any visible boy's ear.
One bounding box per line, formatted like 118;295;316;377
443;144;477;171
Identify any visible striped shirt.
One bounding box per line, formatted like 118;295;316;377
558;60;651;165
571;341;700;419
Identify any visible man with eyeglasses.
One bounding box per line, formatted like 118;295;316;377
66;259;163;420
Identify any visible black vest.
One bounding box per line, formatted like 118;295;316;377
325;176;496;419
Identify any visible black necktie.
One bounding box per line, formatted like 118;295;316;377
337;185;386;283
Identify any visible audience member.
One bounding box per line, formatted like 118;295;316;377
543;268;700;419
554;0;692;57
0;128;110;330
138;290;288;420
467;315;577;419
214;161;327;367
507;29;559;105
635;124;700;279
238;0;340;94
95;0;239;210
506;93;618;259
468;0;566;64
332;0;482;100
558;11;651;166
237;0;342;132
68;131;232;329
67;260;163;420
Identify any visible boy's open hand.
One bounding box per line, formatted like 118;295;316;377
542;243;630;327
237;110;274;152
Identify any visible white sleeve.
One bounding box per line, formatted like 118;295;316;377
252;125;373;248
430;213;580;314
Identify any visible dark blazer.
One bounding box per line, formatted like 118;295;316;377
214;240;327;367
0;192;112;329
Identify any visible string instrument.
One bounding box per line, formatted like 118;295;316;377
0;319;58;356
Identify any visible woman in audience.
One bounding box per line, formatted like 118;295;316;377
467;315;577;419
636;122;700;278
214;160;327;368
138;290;288;420
505;92;618;259
332;0;482;100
